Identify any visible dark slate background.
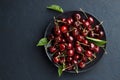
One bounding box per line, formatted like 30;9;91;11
0;0;120;80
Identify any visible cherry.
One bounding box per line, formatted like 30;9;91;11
73;13;81;20
82;56;87;62
76;35;84;42
78;61;86;68
83;21;90;27
48;34;54;40
99;31;104;38
67;49;74;56
73;21;81;27
94;46;100;53
64;32;69;38
67;36;74;42
66;56;73;62
81;19;85;23
54;27;61;36
66;43;73;49
49;46;56;53
53;56;59;63
61;18;66;22
59;43;66;51
82;39;88;45
72;28;79;37
88;17;94;24
75;41;80;47
59;57;65;64
55;51;61;56
66;18;73;25
72;59;78;64
89;43;95;50
85;50;93;57
76;45;82;54
60;26;68;33
55;36;61;43
89;31;95;37
94;25;100;32
61;38;65;43
73;54;80;60
82;31;88;36
87;25;92;31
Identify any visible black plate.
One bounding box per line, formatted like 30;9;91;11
44;11;106;73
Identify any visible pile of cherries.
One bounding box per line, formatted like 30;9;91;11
47;13;104;71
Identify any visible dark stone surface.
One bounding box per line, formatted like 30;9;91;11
0;0;120;80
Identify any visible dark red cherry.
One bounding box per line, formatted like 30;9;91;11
72;59;78;64
66;56;73;62
67;36;74;42
61;38;65;43
64;32;69;38
89;31;95;37
59;43;65;51
72;28;79;37
94;46;100;53
54;27;61;36
53;56;59;63
66;43;73;49
89;43;95;50
85;50;93;57
49;46;56;53
82;56;87;62
99;31;104;38
78;61;86;68
60;25;68;33
66;18;73;25
94;25;100;32
83;21;90;27
82;39;88;45
88;17;94;24
55;36;61;43
73;13;81;20
73;54;80;60
73;21;81;27
76;35;84;42
59;57;65;64
76;46;82;54
55;51;61;56
67;49;74;56
48;34;54;40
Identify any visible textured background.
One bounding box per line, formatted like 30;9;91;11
0;0;120;80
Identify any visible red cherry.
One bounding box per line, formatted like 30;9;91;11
66;18;73;25
55;36;61;43
82;56;87;62
49;46;56;53
99;31;104;38
73;13;81;20
76;46;82;54
66;56;73;62
67;36;74;42
78;62;86;68
82;39;88;45
61;38;65;43
89;43;95;50
48;34;54;40
94;46;100;53
85;50;93;57
66;43;73;49
53;56;59;63
67;49;74;56
54;27;61;36
94;25;100;32
83;21;90;27
72;28;79;37
88;17;94;24
73;21;81;27
76;35;84;42
59;43;65;51
73;54;80;60
59;57;65;64
72;60;78;64
60;26;68;33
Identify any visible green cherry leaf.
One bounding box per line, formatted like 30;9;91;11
47;5;64;13
58;65;63;77
86;36;107;47
37;38;48;46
